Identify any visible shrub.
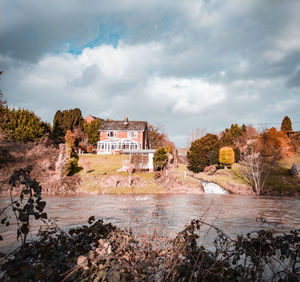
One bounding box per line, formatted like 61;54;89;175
153;148;168;171
65;130;75;148
64;131;79;176
258;127;288;160
65;157;79;176
187;134;220;173
219;146;235;165
233;147;240;162
290;132;300;152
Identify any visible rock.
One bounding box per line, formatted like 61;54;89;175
77;256;88;270
204;165;217;175
290;162;300;177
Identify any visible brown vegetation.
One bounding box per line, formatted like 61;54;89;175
0;137;79;195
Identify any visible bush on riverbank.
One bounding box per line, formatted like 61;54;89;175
2;217;300;281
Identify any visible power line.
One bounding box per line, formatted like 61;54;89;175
259;122;300;125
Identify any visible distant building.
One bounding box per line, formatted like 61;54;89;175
97;117;150;154
85;115;104;124
177;148;187;156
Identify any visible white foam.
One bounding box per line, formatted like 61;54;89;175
201;181;228;194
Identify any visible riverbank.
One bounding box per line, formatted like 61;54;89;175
190;153;300;196
1;138;298;196
76;155;204;194
191;165;254;195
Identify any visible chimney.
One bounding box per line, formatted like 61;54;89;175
124;116;128;125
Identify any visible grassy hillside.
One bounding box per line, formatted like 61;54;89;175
191;164;254;195
264;153;300;195
77;154;162;194
188;153;300;196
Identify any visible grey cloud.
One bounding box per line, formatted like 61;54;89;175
1;0;300;147
286;69;300;88
0;0;180;61
71;65;100;87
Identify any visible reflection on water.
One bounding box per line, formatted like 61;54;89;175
1;194;300;252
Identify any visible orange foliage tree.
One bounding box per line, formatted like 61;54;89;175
238;127;289;195
258;127;289;161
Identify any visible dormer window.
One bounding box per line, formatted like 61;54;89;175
129;131;137;138
107;131;116;138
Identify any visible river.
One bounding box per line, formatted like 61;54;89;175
1;193;300;253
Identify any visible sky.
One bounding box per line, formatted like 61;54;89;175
0;0;300;147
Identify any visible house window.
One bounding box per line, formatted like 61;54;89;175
129;131;137;138
107;131;116;138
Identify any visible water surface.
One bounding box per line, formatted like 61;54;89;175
1;194;300;252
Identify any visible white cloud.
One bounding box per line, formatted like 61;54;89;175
1;0;300;146
146;77;226;114
79;42;163;82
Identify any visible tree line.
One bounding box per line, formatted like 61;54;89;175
187;116;299;194
0;94;173;155
0;94;102;148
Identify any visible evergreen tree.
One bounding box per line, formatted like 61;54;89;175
153;148;168;171
187;134;220;173
229;123;243;140
241;124;247;132
83;119;102;146
219;128;234;147
52;110;64;141
219;124;243;147
0;108;50;142
281;116;293;132
51;108;84;142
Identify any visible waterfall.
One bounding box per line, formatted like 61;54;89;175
200;180;228;194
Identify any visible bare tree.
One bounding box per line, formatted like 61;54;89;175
236;125;258;151
186;128;206;147
148;124;174;149
238;145;275;195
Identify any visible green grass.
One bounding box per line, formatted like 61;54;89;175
76;154;161;194
176;164;203;187
264;153;300;194
78;154;124;176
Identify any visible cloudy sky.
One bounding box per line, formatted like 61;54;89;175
1;0;300;147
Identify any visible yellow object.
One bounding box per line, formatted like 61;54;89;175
219;147;235;165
